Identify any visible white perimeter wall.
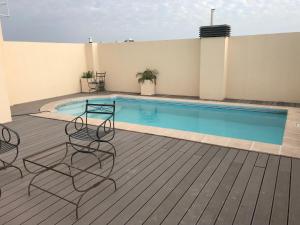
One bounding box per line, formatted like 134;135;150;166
1;32;300;112
227;33;300;103
3;41;88;105
98;39;200;97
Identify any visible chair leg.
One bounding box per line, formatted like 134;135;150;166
101;141;116;157
70;151;79;165
88;141;102;168
0;160;23;178
9;165;23;178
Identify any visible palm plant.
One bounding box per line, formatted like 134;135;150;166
136;69;158;84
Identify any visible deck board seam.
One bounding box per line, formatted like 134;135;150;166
229;153;259;225
34;135;169;225
102;142;201;225
140;145;221;225
54;138;179;224
249;155;270;225
174;147;229;225
107;143;208;225
18;136;169;225
267;156;281;225
128;145;220;225
86;141;192;225
0;133;157;222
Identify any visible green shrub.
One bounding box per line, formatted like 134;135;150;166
82;71;94;78
136;69;158;84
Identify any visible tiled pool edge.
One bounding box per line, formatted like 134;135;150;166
38;94;300;158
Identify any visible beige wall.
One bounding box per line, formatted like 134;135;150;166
3;41;88;105
98;39;200;96
0;22;11;123
227;33;300;103
1;27;300;109
98;33;300;103
199;37;228;100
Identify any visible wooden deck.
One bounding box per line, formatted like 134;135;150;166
0;95;299;225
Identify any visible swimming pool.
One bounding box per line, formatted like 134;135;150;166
56;96;287;145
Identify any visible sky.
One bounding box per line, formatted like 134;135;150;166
1;0;300;43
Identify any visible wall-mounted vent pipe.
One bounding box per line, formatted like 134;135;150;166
210;8;215;26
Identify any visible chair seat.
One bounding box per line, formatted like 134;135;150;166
0;141;17;154
70;127;107;141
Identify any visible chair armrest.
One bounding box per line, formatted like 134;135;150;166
0;124;20;146
65;113;86;135
96;114;114;139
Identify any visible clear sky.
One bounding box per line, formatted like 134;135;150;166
1;0;300;43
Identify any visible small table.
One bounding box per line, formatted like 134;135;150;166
23;142;116;219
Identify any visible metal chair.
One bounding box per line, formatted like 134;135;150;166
95;72;106;92
0;124;23;197
87;72;106;93
65;100;116;166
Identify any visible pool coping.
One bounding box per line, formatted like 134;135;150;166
37;94;300;158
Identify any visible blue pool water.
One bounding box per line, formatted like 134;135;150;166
56;97;287;144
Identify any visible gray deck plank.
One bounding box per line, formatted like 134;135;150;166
289;158;300;225
196;150;248;225
38;138;176;225
108;144;209;225
23;137;176;225
251;155;280;225
57;139;184;225
255;153;269;168
0;129;132;184
20;133;156;225
36;138;172;225
142;146;225;225
124;144;212;225
3;133;165;224
178;149;238;225
91;143;201;225
0;131;131;201
269;157;291;225
214;152;258;225
0;94;297;225
0;129;136;206
232;166;265;225
0;130;150;224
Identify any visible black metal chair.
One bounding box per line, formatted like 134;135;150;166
87;72;106;93
65;100;116;166
0;124;23;197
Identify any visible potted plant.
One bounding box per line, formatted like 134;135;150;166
80;71;94;93
136;69;158;96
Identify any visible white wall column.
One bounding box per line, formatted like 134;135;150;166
85;43;99;72
0;21;12;123
199;37;228;100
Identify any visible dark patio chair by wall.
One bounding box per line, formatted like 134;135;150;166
87;72;106;93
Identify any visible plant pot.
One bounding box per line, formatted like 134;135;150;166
140;80;155;96
80;78;95;93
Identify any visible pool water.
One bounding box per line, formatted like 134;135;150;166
56;97;287;144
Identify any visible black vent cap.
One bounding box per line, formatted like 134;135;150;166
199;25;231;38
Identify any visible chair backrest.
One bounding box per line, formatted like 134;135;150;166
95;72;106;83
85;100;115;122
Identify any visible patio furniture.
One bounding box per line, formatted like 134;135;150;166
65;100;116;166
87;72;106;93
23;142;116;219
0;124;23;197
